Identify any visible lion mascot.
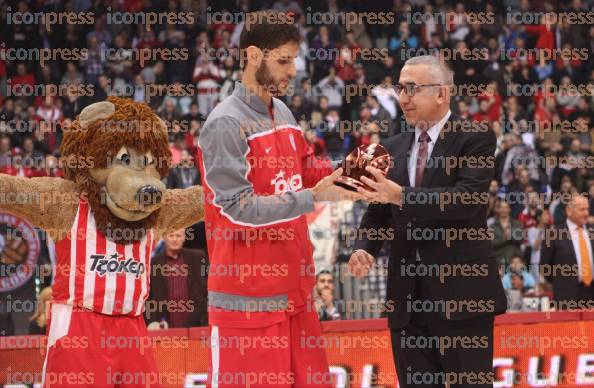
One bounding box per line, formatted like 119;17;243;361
0;97;204;387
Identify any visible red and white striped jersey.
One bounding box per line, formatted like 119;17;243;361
52;198;154;316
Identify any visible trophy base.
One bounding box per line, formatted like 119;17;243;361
334;176;373;192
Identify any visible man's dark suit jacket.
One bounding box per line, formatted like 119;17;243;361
166;166;201;189
354;117;507;328
145;248;209;327
541;223;594;305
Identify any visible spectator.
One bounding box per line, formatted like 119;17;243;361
505;166;541;218
319;107;347;160
343;63;367;119
86;16;112;48
550;178;575;224
161;83;193;116
36;96;62;123
145;229;208;329
314;270;342;321
90;74;111;103
372;75;398;120
20;136;44;177
304;128;327;157
335;31;360;82
289;94;309;122
366;95;394;138
192;53;221;117
491;201;524;268
486;180;502;226
310;26;336;84
219;57;241;101
140;61;167;86
315;68;344;108
183;102;206;126
503;96;530;134
388;21;419;53
500;134;541;187
9;63;36;96
556;76;581;118
60;62;84;87
297;77;317;110
477;81;502;123
505;272;527;312
42;155;63;178
541;195;594;309
526;209;551;282
272;0;303;15
0;135;12;169
105;33;135;96
502;256;537;290
166;149;201;190
29;287;52;335
159;99;182;123
61;87;82;120
518;191;551;230
81;36;106;85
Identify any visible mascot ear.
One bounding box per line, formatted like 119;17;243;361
79;101;116;129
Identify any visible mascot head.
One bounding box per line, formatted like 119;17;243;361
61;97;172;243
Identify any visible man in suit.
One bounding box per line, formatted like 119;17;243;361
166;149;201;189
314;270;342;321
348;55;507;388
541;194;594;309
145;228;208;328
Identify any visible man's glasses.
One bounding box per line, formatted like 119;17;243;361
395;83;444;97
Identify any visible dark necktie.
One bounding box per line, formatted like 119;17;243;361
415;131;430;187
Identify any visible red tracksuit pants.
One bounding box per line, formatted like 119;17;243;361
207;307;333;387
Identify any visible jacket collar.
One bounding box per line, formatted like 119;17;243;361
233;81;270;114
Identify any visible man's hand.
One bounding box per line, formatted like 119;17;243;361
311;168;364;202
357;166;402;205
348;249;375;278
320;289;334;308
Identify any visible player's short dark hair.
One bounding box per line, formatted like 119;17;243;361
240;10;300;52
316;269;332;279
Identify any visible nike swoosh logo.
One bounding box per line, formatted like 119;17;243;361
265;147;272;154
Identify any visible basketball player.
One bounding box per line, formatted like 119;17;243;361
197;10;360;388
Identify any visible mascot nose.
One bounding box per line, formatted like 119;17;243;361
136;185;163;206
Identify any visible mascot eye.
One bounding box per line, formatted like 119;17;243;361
144;152;155;166
115;147;131;165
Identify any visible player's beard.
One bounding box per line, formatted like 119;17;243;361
255;60;281;97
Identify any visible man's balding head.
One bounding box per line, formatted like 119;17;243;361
566;194;589;227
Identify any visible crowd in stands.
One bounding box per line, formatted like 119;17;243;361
1;0;594;335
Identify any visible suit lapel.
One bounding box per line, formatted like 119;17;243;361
421;120;457;187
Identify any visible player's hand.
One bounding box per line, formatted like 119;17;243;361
348;249;375;278
320;289;334;307
311;168;364;202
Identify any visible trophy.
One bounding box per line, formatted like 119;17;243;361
334;144;392;192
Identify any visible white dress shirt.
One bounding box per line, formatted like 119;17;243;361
566;219;594;283
407;110;452;187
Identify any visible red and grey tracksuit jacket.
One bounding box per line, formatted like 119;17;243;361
197;81;332;326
